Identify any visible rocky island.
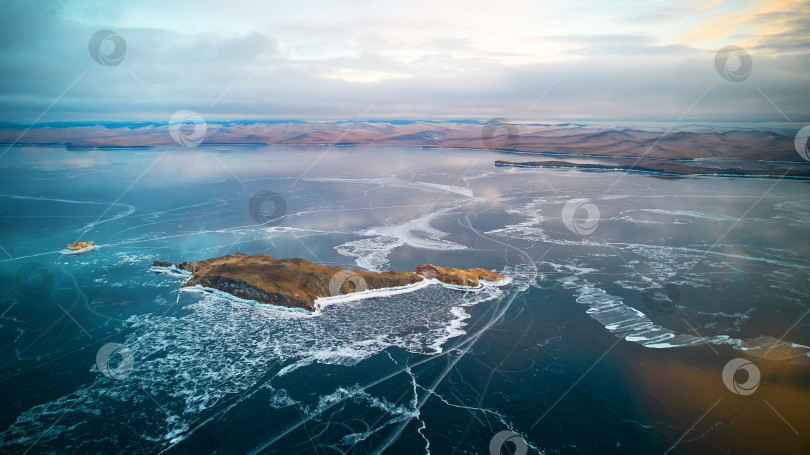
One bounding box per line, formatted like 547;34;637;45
154;253;505;311
66;241;95;252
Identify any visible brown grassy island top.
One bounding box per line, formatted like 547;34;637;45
154;253;505;312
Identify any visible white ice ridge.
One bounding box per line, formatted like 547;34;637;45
335;236;404;272
336;207;466;272
562;275;810;359
626;208;740;222
414;181;475;198
0;194;136;233
307;176;475;199
149;265;193;277
0;194;132;207
314;279;434;310
485;198;550;242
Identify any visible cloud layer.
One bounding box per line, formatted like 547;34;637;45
0;0;808;123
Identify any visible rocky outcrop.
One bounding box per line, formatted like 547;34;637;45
67;241;95;251
159;253;422;311
155;253;505;311
416;264;505;287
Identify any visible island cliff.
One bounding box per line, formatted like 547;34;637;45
155;253;505;311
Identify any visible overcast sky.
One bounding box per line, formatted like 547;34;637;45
0;0;808;123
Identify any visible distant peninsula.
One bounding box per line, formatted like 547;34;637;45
494;159;810;179
154;253;505;311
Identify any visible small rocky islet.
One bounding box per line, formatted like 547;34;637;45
66;241;95;252
154;252;505;311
